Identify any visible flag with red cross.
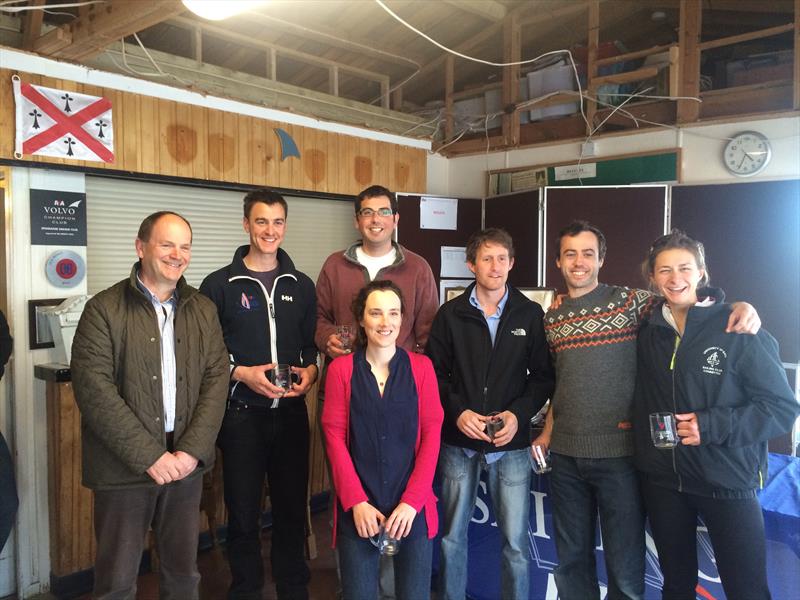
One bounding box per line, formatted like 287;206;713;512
12;76;114;163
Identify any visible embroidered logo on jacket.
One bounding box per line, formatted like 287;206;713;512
281;294;293;302
511;328;526;336
239;293;261;311
702;346;727;376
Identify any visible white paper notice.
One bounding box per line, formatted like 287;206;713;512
553;163;597;181
420;196;458;230
440;246;473;278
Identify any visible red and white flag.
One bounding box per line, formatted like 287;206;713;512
13;76;114;163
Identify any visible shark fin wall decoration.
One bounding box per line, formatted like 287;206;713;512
274;128;300;161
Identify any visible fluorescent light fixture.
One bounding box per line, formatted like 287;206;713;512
182;0;268;21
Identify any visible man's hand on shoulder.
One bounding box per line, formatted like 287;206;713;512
146;452;182;485
284;364;318;397
456;409;491;442
727;302;761;334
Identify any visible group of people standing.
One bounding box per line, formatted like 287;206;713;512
67;183;797;600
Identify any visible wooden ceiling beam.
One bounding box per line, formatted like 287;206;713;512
22;0;45;50
240;12;424;69
34;0;186;62
442;0;507;22
169;17;389;87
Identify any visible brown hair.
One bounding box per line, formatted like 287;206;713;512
465;228;514;264
554;220;607;261
351;280;405;348
643;229;710;288
243;188;288;219
355;185;397;214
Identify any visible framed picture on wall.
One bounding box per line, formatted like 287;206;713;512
444;286;466;302
28;298;65;349
519;287;556;311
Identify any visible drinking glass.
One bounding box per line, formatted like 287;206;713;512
485;412;504;441
271;363;292;394
337;325;353;353
370;526;401;556
649;412;679;448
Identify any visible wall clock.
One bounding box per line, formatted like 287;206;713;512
722;131;771;177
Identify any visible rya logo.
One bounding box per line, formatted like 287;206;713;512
702;346;727;376
281;294;293;302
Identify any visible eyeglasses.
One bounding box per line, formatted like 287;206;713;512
357;207;394;218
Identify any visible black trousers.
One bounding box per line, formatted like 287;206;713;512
218;402;311;600
642;480;770;600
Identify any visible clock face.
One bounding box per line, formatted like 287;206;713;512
723;131;771;177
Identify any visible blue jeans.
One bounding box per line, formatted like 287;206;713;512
338;528;433;600
550;453;645;600
437;444;531;600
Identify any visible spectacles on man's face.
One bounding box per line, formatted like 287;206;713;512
357;207;394;218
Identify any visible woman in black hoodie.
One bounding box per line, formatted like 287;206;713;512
633;230;798;600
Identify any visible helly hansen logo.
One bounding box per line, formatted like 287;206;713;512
281;294;293;302
511;328;526;336
702;346;727;376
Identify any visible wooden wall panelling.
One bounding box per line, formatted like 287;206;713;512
250;119;267;185
0;69;427;195
191;103;208;181
157;98;177;177
236;114;253;186
220;110;238;182
175;101;195;179
0;71;14;158
206;106;224;181
122;92;141;173
289;123;305;190
299;124;315;191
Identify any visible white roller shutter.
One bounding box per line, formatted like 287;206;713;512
85;176;356;293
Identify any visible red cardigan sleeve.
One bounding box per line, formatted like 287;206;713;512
320;355;369;511
400;353;444;511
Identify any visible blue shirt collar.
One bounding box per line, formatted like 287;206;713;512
135;270;178;306
468;285;509;319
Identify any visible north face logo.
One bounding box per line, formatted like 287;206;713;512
511;328;526;336
281;294;293;302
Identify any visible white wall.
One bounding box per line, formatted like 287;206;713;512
5;168;87;597
430;116;800;197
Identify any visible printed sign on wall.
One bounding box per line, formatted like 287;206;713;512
30;189;87;246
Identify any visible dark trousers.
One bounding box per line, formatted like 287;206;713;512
642;480;771;600
93;474;203;600
218;403;311;600
0;432;18;552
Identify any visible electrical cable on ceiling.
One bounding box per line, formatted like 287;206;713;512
372;0;590;132
0;0;104;12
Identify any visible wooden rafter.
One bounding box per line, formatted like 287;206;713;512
442;0;507;22
33;0;185;62
677;0;701;123
22;0;45;50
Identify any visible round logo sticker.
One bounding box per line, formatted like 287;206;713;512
45;250;86;288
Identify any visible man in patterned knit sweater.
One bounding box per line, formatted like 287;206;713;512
534;221;760;600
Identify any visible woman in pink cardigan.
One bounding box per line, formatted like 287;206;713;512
322;280;443;600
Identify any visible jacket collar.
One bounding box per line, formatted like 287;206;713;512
649;286;727;329
127;263;195;306
228;245;297;278
453;282;528;319
343;240;406;269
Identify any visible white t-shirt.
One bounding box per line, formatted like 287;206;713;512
355;246;397;281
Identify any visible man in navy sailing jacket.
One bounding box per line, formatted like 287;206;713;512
201;189;318;600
